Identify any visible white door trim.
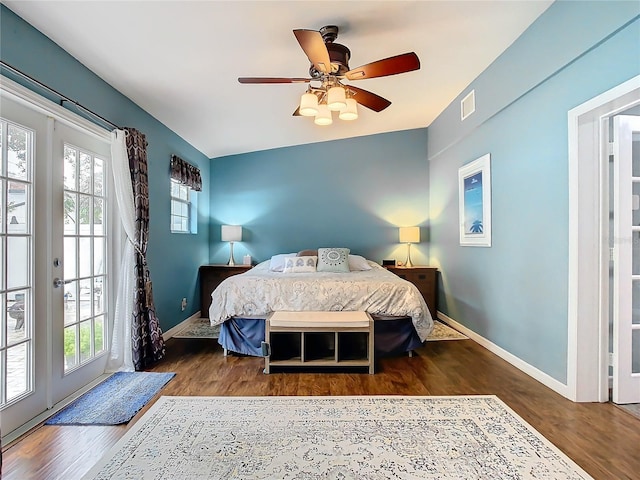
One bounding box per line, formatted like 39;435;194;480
567;75;640;402
0;76;111;142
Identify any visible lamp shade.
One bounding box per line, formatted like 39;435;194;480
221;225;242;242
339;98;358;121
399;226;420;244
327;86;347;111
314;104;333;126
299;92;318;116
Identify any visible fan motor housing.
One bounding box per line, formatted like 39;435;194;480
309;43;351;78
308;25;351;78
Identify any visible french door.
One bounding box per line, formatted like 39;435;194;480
612;114;640;404
0;90;113;439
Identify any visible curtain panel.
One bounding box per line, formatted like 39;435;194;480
106;130;136;372
126;128;166;370
170;154;202;191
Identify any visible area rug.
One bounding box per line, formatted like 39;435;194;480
172;319;466;341
83;395;592;479
172;319;221;338
427;320;468;341
45;371;175;426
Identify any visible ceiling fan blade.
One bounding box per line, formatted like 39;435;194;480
345;85;391;112
238;77;311;84
293;29;331;74
345;52;420;81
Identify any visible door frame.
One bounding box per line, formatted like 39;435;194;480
568;75;640;402
0;75;118;442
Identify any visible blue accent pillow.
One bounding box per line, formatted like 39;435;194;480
317;247;351;273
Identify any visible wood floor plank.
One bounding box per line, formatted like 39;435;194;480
2;337;639;479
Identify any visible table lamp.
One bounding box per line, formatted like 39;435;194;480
221;225;242;266
399;226;420;267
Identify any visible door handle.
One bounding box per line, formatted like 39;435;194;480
53;278;72;288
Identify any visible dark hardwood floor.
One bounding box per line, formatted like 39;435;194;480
2;337;639;479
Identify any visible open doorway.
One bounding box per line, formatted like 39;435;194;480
568;76;640;403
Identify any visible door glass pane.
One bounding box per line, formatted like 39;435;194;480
94;277;104;316
94;238;104;276
632;131;640;177
79;278;92;321
79;320;92;363
0;237;4;291
7;181;29;234
7;236;29;289
633;182;640;226
6;343;28;402
7;290;27;341
7;124;29;181
634;231;640;276
64;325;77;370
94;315;105;354
79;237;91;278
64;145;77;191
94;198;103;236
634;281;640;326
64;192;77;235
78;194;91;234
0;180;4;235
64;237;76;280
79;152;92;194
64;280;78;326
94;158;104;196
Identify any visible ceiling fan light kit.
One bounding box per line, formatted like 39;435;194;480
299;92;319;116
314;104;333;126
238;25;420;126
339;98;358;121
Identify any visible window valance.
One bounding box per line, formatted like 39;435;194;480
170;155;202;191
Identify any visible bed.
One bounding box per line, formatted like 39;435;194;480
208;250;434;357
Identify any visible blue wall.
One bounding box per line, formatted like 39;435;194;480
1;5;211;330
428;1;640;383
209;129;430;266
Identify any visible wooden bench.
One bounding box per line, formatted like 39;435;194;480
264;311;374;374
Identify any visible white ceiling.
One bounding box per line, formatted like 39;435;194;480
3;1;553;159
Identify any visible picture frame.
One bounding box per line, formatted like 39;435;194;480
458;153;491;247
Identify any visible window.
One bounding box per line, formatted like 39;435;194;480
170;179;190;233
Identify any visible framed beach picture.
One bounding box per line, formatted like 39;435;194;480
458;153;491;247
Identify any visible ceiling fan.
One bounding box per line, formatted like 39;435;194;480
238;26;420;125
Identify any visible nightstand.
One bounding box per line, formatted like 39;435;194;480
199;264;252;317
386;266;437;318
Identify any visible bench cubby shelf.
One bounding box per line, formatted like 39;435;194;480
264;311;374;374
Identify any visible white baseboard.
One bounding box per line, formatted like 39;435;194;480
163;312;202;341
437;311;572;400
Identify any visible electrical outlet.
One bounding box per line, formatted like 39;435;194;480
181;298;187;311
609;352;614;367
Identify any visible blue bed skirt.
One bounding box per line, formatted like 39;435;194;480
219;316;423;357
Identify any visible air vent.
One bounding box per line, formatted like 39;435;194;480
461;90;475;121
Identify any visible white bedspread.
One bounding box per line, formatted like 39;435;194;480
208;260;434;341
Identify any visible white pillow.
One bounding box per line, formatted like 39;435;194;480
269;253;296;272
283;255;317;273
348;255;372;271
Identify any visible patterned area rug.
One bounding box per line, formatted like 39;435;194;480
45;372;175;425
83;395;592;479
172;319;466;341
172;319;221;338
